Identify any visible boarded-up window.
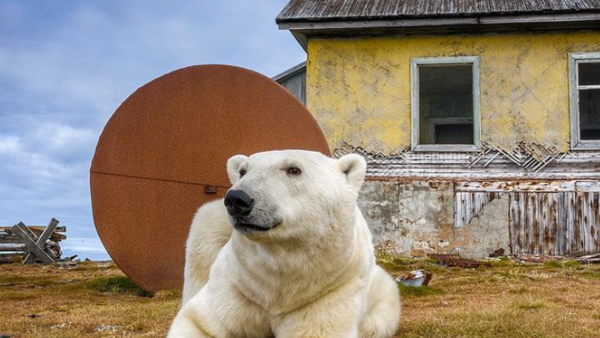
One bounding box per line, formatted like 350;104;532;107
411;57;480;151
569;53;600;149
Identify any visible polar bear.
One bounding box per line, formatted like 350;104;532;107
169;150;401;338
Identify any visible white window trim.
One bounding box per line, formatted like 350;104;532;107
569;52;600;150
411;56;481;152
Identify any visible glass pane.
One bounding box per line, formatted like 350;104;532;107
435;124;474;144
579;89;600;140
578;62;600;86
419;64;474;145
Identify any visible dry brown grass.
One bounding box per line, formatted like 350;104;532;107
1;258;599;337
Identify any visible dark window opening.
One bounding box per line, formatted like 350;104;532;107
579;89;600;140
434;123;475;144
578;61;600;141
418;64;474;145
578;63;600;86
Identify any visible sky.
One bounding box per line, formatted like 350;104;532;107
0;0;305;260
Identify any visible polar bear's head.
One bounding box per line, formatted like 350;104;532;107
224;150;366;242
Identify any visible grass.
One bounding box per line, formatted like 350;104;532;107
86;276;153;297
398;284;445;298
1;259;600;337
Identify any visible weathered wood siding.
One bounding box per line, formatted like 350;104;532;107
454;192;499;228
509;192;600;255
273;63;306;106
453;181;600;255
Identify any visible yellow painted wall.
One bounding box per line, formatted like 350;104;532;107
307;32;600;154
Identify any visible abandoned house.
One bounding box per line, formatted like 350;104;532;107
275;0;600;258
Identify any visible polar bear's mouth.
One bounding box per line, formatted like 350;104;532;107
234;222;278;232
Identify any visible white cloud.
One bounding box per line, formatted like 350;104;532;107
0;135;20;154
0;0;304;261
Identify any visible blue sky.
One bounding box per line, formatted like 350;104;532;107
0;0;304;260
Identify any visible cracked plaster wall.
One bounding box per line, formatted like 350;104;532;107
307;31;600;154
359;180;511;258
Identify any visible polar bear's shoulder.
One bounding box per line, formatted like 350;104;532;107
183;199;232;303
187;199;232;250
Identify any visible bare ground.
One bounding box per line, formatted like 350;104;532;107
0;257;599;337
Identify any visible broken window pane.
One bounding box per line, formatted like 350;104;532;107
579;89;600;140
578;62;600;86
418;64;474;145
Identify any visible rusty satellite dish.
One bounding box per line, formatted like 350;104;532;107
90;65;330;292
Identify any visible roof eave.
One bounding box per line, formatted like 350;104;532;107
272;61;307;82
278;12;600;49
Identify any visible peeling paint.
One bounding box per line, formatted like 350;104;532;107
307;32;600;154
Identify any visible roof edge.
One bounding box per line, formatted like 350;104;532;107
278;12;600;31
272;61;307;82
276;8;600;24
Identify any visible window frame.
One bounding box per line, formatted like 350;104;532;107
411;56;481;152
569;52;600;150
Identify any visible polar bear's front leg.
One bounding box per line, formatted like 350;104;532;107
271;282;365;338
359;266;401;338
170;280;272;338
168;309;212;338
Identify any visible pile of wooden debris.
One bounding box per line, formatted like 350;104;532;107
0;219;66;264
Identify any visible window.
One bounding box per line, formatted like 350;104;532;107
570;53;600;149
411;57;481;151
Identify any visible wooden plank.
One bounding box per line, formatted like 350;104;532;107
455;181;576;192
0;226;66;232
519;193;527;254
567;192;576;254
11;223;55;264
0;243;26;251
24;218;59;264
557;193;565;255
549;193;559;256
540;193;549;255
454;192;464;228
508;193;519;254
595;192;600;252
576;181;600;192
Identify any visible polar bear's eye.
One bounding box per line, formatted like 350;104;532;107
239;170;247;178
287;167;302;175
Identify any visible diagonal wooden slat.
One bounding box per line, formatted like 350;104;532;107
23;218;59;264
11;222;55;264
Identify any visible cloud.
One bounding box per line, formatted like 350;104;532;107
0;0;304;260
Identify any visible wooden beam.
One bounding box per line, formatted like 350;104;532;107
0;243;26;251
11;222;55;264
23;218;59;264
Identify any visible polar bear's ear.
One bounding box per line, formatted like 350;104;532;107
338;154;367;191
227;154;248;184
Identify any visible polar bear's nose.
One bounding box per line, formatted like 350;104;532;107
224;190;254;217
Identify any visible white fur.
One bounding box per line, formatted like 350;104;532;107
171;150;401;338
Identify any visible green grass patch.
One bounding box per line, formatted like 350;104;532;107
86;276;152;297
562;260;581;268
516;301;545;310
398;284;445;298
542;260;580;269
543;261;564;268
489;257;519;268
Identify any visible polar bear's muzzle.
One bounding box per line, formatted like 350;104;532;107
225;190;254;217
224;189;281;233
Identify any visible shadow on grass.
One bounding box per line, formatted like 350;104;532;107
86;276;153;297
